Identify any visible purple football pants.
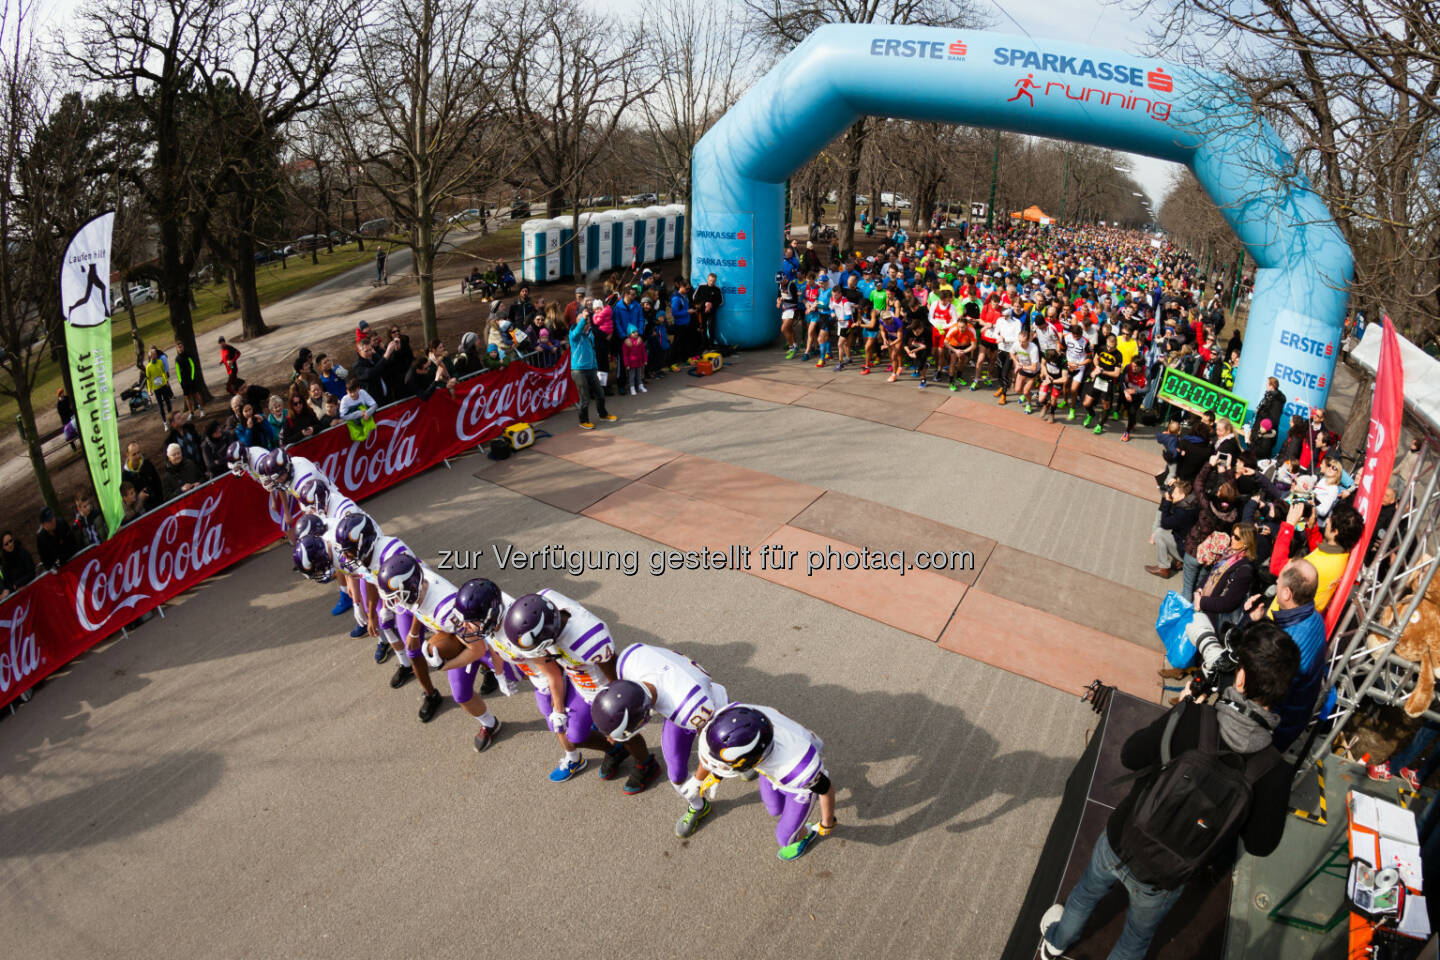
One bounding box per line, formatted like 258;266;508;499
660;720;696;784
535;679;593;744
760;778;816;847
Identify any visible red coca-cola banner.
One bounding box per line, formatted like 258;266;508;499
0;360;575;707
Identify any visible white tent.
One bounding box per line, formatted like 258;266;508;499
1351;322;1440;433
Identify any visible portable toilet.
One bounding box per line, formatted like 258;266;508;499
552;215;577;280
616;209;636;269
670;204;686;262
660;204;682;260
591;211;617;271
638;206;664;264
573;213;596;274
520;218;552;284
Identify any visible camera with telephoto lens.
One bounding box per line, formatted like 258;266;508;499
1192;620;1241;698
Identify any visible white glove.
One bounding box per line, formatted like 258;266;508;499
678;777;705;802
495;673;518;697
547;710;569;733
421;640;445;670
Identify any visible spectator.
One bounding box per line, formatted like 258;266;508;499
1040;619;1297;960
621;329;647;395
73;491;107;548
306;381;329;421
405;355;454;401
1267;501;1363;613
1193;522;1259;629
0;529;37;592
483;343;504;370
1369;715;1440;795
1312;455;1356;519
36;506;79;570
382;325;413;398
201;419;231;478
291;351;316;390
570;301;616;430
375;248;386;284
613;288;644;384
508;284;539;331
353;339;395;402
1174;421;1215;484
57;386;79;451
452;332;483;376
265;395;286;438
161;443;205;500
120;481;145;524
1247;558;1328;751
1253;377;1285;446
670;278;693;360
355;318;372;346
235;402;275;448
318;356;347;399
591;301;616;393
1147;477;1199;579
535;328;560;368
564;286;587;329
218;335;242;394
145;345;174;424
122;441;165;508
316;395;341;430
691;272;724;349
281;393;321;445
174;339;203;417
1214;418;1244;459
340;376;378;422
1181;463;1241;599
164;410;204;466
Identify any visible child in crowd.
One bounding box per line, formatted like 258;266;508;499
622;330;648;395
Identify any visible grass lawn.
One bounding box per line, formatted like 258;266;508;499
7;243;380;430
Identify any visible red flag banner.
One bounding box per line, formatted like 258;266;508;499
1325;316;1405;633
0;360;576;708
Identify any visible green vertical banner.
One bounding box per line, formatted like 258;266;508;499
60;211;123;537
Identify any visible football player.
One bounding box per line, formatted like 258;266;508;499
696;703;838;861
589;643;730;837
378;555;502;748
331;513;444;721
492;590;660;791
293;473;377;644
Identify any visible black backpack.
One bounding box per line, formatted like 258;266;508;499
1115;703;1279;889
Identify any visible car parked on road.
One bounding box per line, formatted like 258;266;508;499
447;208;480;224
358;218;391;237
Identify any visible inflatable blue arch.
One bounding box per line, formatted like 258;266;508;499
690;25;1352;421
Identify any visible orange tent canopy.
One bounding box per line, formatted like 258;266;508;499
1008;205;1055;222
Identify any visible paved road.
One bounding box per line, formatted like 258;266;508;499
1;378;1107;960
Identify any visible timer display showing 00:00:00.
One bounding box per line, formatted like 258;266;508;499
1160;371;1247;422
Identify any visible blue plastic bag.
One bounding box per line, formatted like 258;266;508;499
1155;590;1198;668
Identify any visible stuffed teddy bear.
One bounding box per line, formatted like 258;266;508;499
1367;562;1440;716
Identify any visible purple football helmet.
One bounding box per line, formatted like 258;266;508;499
292;514;327;541
292;536;333;581
334;513;379;565
377;553;424;611
257;449;293;490
226;441;249;477
295;475;330;514
454;578;504;640
700;705;774;777
502;593;562;657
591;680;652;742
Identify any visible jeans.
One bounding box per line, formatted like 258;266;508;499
1044;831;1186;960
1180;553;1206;601
1390;719;1440;786
627;367;642;392
1153;527;1181;567
571;369;608;424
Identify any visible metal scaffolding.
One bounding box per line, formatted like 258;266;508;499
1307;429;1440;763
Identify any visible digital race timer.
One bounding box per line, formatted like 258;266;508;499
1157;367;1249;426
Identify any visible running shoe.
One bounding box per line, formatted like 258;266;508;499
777;829;819;862
600;413;618;421
918;379;928;389
389;664;414;689
1121;432;1131;442
1067;408;1076;421
887;374;898;383
623;755;662;795
350;623;369;639
815;358;826;367
1040;905;1065;959
1024;404;1033;415
675;799;713;838
418;689;442;723
548;756;588;782
949;381;959;392
597;743;628;781
579;421;596;430
473;719;501;753
785;347;797;359
638;383;647;393
374;640;392;664
860;366;871;375
1093;423;1104;435
331;592;353;616
1400;767;1423;792
1083;413;1093;428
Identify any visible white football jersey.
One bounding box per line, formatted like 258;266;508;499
404;564;462;634
537;588;612;702
329;532;410;585
242;445;269;482
746;703;826;797
287;455;325;497
615;643;728;732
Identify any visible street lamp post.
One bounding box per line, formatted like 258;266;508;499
986;130;999;230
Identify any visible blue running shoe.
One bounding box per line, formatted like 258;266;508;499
331;590;353;616
349;623;368;639
548;757;588;782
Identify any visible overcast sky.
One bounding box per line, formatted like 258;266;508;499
29;0;1178;207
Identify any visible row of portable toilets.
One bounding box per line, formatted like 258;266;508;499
520;205;685;284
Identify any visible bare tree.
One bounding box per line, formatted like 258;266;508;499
328;0;514;344
502;0;656;276
743;0;988;253
638;0;750;267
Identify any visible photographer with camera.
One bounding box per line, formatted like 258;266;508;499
1146;478;1199;579
1041;619;1299;960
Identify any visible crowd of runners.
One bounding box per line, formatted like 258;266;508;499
776;223;1247;442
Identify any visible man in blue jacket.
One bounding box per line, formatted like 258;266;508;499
670;279;693;362
611;287;645;386
570;302;618;430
